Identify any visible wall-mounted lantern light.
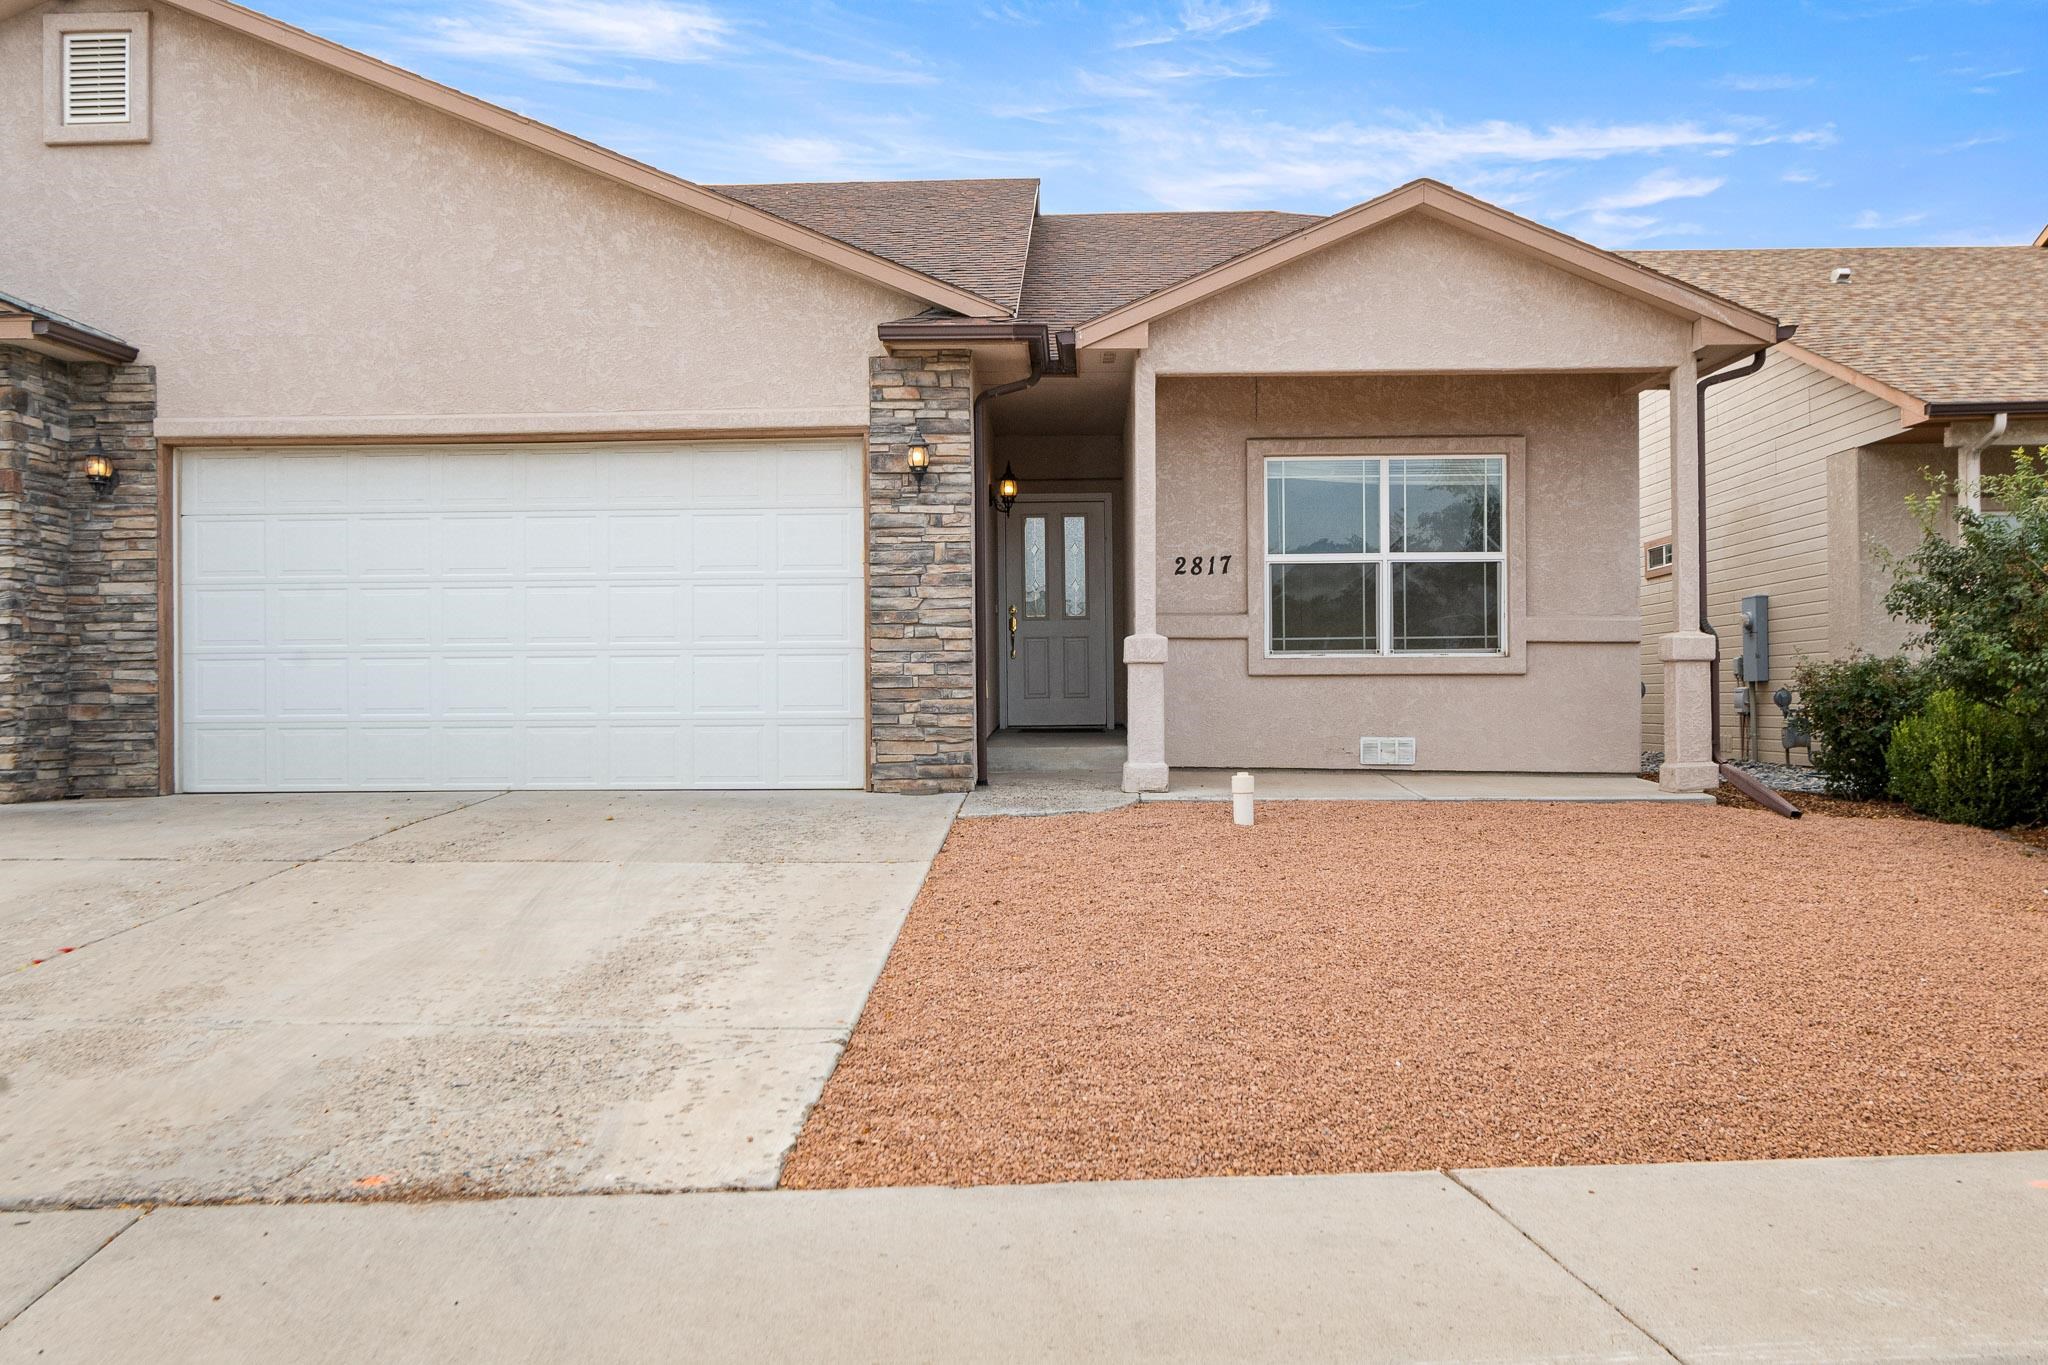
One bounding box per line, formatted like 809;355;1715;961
82;438;119;498
905;435;930;488
990;462;1019;516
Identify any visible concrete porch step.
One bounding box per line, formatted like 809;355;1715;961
986;730;1125;775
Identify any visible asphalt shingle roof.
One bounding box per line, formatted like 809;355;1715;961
709;178;1041;316
1625;246;2048;405
1017;211;1321;330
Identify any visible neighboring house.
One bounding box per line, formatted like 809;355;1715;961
0;0;1780;802
1625;241;2048;765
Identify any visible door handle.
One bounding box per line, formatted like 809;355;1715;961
1009;605;1018;659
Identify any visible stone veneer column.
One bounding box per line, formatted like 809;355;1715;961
0;349;77;801
867;350;976;793
65;363;161;796
0;347;160;802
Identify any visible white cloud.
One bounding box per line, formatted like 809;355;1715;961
1582;169;1725;212
1113;0;1271;47
1780;168;1820;183
1089;110;1749;210
1177;0;1273;36
1851;209;1928;230
1651;33;1719;50
1600;0;1723;20
1714;73;1815;91
411;0;728;79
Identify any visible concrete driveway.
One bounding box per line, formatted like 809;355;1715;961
0;790;959;1208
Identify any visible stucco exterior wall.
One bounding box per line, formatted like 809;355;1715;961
1637;350;1906;761
1156;373;1642;772
0;2;919;440
1143;214;1693;376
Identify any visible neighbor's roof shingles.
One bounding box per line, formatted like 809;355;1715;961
1017;211;1322;329
1625;246;2048;406
710;178;1042;317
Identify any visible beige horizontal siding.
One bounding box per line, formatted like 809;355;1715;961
1639;351;1904;763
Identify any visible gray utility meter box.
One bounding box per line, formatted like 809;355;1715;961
1737;594;1770;683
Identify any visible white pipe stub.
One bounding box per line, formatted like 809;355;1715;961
1231;771;1255;827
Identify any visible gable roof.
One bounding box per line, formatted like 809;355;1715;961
710;179;1040;317
1067;179;1783;349
1017;211;1321;330
1626;246;2048;408
7;0;1011;319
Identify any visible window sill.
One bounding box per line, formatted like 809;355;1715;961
1247;649;1528;677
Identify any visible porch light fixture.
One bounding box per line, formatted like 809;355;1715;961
989;462;1019;516
82;438;119;498
905;435;931;487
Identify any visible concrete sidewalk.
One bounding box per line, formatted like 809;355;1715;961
4;1151;2043;1363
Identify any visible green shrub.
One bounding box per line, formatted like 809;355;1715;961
1886;691;2048;829
1882;446;2048;722
1790;654;1929;799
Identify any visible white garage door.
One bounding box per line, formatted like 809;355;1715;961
177;441;866;791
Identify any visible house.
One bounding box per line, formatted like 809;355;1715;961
1624;240;2048;764
0;0;1783;803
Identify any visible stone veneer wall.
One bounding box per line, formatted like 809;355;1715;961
867;350;976;793
0;347;159;801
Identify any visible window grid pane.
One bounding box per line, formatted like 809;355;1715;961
1062;516;1087;618
1391;561;1501;653
1023;516;1047;619
1388;458;1501;555
1270;562;1377;654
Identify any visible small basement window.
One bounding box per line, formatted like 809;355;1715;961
43;12;150;145
1644;537;1674;579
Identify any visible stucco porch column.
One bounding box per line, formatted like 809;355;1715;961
1122;353;1169;793
1660;347;1717;791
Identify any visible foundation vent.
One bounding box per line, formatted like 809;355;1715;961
1359;736;1417;766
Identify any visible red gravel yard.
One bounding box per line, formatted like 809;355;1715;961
782;802;2048;1189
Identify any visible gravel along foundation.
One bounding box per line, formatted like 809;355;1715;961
783;801;2048;1189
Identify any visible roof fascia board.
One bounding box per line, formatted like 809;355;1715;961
0;314;141;363
1776;340;1928;426
135;0;1009;318
1072;180;1780;349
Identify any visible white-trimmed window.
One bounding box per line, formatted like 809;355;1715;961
1265;455;1506;656
1644;536;1674;579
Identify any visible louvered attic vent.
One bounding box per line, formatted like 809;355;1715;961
63;32;131;124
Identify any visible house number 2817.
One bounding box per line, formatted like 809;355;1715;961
1172;555;1232;576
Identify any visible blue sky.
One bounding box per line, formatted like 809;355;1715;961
280;0;2043;247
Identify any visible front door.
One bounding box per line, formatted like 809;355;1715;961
999;498;1112;728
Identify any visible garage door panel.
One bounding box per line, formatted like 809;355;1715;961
274;658;350;718
439;516;523;577
188;518;267;581
777;512;858;573
272;517;350;579
357;657;433;718
181;440;864;791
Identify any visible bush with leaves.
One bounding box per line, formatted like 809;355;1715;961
1886;690;2048;828
1789;653;1930;799
1882;446;2048;720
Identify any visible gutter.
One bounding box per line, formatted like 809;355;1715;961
1952;411;2009;515
1924;400;2048;418
1694;346;1801;818
876;320;1081;376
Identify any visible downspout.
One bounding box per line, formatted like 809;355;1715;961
970;341;1046;785
1695;348;1800;818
